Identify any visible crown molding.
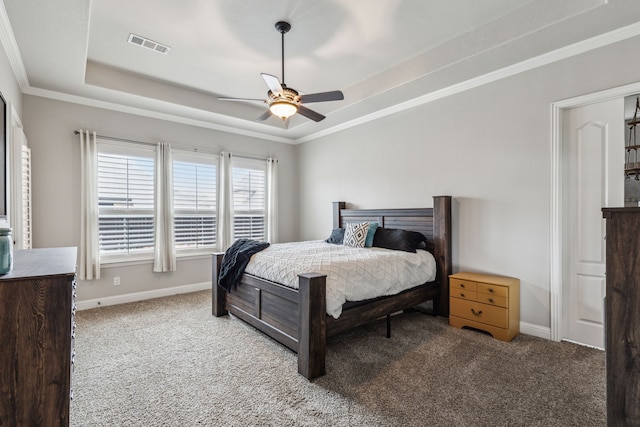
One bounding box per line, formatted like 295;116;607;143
23;86;295;144
0;0;29;90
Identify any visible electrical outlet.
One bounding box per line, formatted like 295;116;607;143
113;276;120;286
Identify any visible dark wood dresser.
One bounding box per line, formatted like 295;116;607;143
602;208;640;426
0;247;78;427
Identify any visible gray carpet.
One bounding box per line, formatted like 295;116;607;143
71;290;605;426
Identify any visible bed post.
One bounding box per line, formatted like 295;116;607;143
333;202;346;228
298;272;327;380
212;253;228;317
433;196;452;317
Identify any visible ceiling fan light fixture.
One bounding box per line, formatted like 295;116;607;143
269;100;297;120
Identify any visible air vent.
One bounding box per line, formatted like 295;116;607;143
127;33;171;54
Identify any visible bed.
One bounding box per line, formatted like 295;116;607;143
212;196;452;380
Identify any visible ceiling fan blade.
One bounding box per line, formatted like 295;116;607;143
218;97;266;103
299;90;344;103
297;105;325;122
255;110;273;122
261;73;284;95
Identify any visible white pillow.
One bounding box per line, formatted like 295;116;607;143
343;222;370;248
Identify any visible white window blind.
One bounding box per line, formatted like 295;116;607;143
232;158;266;240
21;144;32;249
97;143;155;256
10;126;32;250
173;151;217;251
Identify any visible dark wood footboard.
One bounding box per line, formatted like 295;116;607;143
212;253;328;378
211;195;452;380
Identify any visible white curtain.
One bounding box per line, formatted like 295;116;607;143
79;130;100;280
266;158;278;243
217;151;234;251
153;142;176;272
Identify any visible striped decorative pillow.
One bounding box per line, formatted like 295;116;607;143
343;222;370;248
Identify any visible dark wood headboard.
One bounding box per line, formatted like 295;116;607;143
332;196;452;316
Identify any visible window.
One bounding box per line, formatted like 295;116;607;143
232;158;266;240
173;151;217;252
10;126;31;250
97;143;155;258
89;141;273;265
20;144;32;249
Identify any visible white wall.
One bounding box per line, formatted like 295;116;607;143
22;95;298;304
297;35;640;329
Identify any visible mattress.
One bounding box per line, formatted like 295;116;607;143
243;240;437;318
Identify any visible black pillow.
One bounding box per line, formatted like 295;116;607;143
372;227;427;253
325;228;345;244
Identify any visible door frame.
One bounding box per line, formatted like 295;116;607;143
550;81;640;342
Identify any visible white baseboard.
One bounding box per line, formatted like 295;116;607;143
76;282;211;311
77;287;555;343
519;321;551;340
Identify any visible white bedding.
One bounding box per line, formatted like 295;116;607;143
243;240;437;319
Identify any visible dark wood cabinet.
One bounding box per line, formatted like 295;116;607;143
0;247;77;427
602;208;640;426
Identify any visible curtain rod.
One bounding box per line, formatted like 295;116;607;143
74;130;156;147
73;130;272;161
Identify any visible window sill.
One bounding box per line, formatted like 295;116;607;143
99;252;213;268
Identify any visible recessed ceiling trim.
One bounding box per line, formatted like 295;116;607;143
7;16;640;145
127;33;170;54
294;19;640;144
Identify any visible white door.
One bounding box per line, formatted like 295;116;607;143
562;98;624;349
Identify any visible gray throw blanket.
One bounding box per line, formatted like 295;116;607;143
217;239;270;292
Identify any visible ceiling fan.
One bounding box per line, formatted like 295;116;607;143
218;21;344;125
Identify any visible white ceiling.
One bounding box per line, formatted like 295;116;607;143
3;0;640;142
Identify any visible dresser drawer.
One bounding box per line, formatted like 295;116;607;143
450;278;477;292
477;293;508;308
477;282;508;298
450;288;476;301
450;299;508;329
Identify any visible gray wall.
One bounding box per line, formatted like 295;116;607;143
0;40;21;117
297;35;640;329
22;95;298;303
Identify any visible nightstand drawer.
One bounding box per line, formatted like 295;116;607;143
450;288;477;301
477;293;508;308
450;278;477;292
450;299;508;329
477;283;508;298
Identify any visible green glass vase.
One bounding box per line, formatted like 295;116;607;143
0;228;13;274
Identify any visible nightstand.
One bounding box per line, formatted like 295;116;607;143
448;272;520;342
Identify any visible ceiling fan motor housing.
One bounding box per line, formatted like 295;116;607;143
269;86;299;103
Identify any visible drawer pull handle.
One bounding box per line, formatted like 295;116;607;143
471;308;483;316
489;298;494;303
460;293;465;298
460;284;465;288
488;288;494;293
